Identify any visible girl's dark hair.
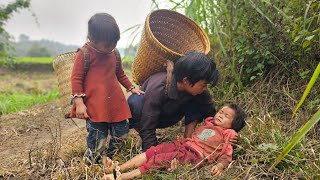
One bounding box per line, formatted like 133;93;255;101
226;104;247;132
173;51;219;86
88;13;120;44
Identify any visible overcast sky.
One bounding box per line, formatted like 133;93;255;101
3;0;153;47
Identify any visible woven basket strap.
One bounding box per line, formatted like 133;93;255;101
114;48;121;76
77;47;90;78
165;60;174;95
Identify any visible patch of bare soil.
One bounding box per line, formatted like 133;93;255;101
0;66;87;172
0;100;86;167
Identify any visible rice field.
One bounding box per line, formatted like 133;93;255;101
16;57;53;64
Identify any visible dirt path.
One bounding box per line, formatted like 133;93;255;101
0;100;86;168
0;66;87;171
0;66;133;172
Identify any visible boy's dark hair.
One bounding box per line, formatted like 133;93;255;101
88;13;120;44
173;51;219;86
226;103;247;132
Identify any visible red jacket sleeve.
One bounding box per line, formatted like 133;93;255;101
216;129;237;167
116;56;134;89
71;51;86;95
204;117;214;125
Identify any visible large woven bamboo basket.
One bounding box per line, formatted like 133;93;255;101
132;9;210;84
52;51;77;115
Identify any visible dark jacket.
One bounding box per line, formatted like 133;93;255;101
139;72;216;150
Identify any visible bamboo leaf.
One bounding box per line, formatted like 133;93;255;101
305;35;315;41
293;35;301;43
292;63;320;116
260;0;291;21
247;0;274;25
151;0;160;9
211;12;227;56
302;40;311;48
304;1;313;29
269;108;320;171
126;28;144;49
121;24;142;34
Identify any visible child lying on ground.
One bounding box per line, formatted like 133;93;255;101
102;103;246;179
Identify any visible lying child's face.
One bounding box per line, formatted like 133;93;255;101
213;106;236;129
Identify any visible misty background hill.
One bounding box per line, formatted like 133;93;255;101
9;34;137;57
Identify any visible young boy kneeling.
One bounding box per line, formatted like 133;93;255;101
103;104;246;179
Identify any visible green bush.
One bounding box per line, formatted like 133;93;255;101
0;88;59;115
157;0;319;89
27;44;52;57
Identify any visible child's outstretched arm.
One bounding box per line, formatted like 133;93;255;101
129;87;145;95
115;55;144;95
211;163;224;176
210;129;236;176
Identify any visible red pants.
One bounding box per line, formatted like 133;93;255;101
139;141;202;172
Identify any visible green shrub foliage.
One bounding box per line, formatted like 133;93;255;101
154;0;319;89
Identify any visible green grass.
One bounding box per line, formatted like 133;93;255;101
122;56;134;63
0;87;59;115
16;56;130;65
16;57;53;64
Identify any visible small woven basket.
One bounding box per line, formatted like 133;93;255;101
52;51;77;115
132;9;210;84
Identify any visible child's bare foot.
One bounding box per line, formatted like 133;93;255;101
102;172;122;180
102;173;114;180
102;156;114;174
168;158;179;172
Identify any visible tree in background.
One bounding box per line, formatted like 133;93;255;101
27;44;52;57
18;34;29;42
0;0;30;59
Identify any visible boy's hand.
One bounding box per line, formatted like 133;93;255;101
210;163;224;176
131;88;145;95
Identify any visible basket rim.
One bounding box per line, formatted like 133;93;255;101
52;50;77;70
145;9;210;56
53;50;77;60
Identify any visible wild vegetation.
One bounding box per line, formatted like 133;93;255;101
151;0;319;179
0;57;58;115
0;0;319;179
